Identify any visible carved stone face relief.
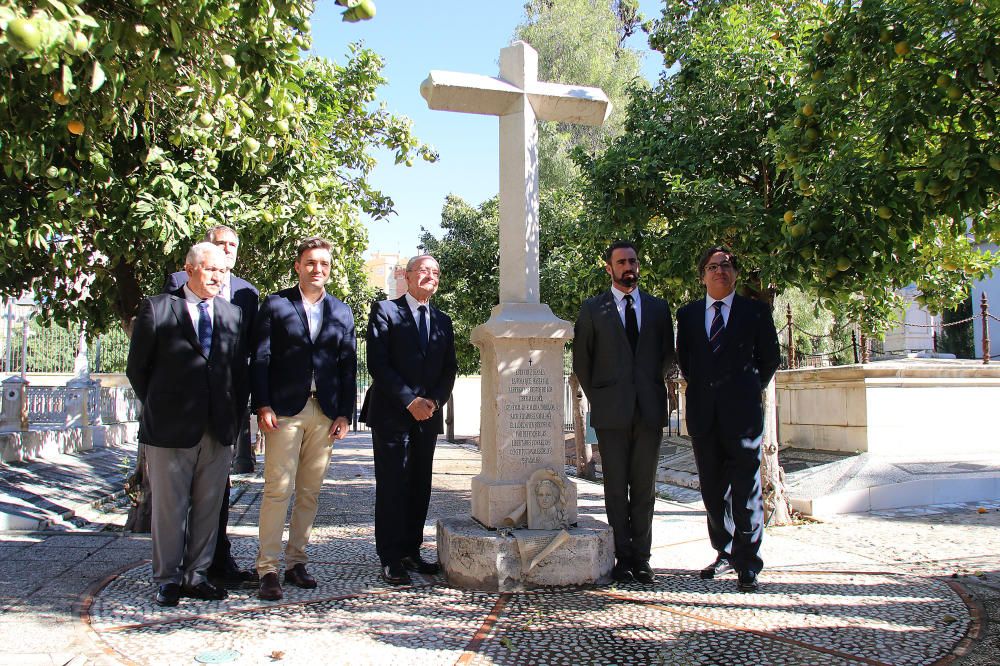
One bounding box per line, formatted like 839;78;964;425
527;467;568;530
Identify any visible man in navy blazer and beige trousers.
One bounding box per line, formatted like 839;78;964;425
362;254;457;585
252;237;357;601
675;246;780;593
127;242;248;607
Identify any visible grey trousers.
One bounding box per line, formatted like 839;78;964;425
146;433;232;586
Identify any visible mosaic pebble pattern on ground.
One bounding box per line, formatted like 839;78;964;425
82;436;983;665
86;563;972;665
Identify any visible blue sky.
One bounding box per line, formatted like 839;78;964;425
310;1;668;257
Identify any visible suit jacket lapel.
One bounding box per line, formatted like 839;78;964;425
169;290;204;357
289;288;311;344
396;296;428;356
313;295;334;346
211;300;236;359
693;297;714;354
600;290;631;349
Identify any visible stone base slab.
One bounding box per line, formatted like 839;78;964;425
437;515;613;592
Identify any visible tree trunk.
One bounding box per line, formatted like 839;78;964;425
568;373;595;480
760;376;792;525
117;259;151;533
123;443;152;533
743;277;793;526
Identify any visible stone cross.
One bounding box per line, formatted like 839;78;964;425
420;41;610;304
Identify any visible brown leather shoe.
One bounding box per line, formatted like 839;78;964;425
258;572;283;601
284;563;317;589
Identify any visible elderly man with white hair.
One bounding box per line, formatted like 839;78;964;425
127;242;250;607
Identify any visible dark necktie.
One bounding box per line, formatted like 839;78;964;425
197;301;212;357
709;300;725;355
417;305;428;352
624;294;639;354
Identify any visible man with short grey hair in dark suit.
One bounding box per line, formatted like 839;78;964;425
127;242;249;607
163;224;259;587
574;240;675;585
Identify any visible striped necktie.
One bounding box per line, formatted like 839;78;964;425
709;301;725;355
197;301;212;357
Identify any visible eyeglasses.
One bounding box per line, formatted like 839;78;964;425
705;261;734;273
408;268;440;278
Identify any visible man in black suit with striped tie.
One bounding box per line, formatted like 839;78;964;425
675;246;780;593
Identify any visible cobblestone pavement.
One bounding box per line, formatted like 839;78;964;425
1;433;998;665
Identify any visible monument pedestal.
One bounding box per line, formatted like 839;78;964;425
469;303;576;527
437;303;614;590
438;515;613;591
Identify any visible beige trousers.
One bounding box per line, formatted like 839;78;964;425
256;398;334;576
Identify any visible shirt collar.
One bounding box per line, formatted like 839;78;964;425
611;285;640;303
298;286;324;308
405;292;430;311
706;290;736;310
182;284;212;305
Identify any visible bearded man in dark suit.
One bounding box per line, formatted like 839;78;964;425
127;242;249;607
675;246;780;593
362;254;457;586
573;241;675;585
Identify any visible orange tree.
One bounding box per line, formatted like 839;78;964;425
773;0;999;326
577;0;815;307
0;0;431;331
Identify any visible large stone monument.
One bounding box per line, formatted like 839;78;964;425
421;42;614;591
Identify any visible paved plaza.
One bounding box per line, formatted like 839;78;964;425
0;433;998;665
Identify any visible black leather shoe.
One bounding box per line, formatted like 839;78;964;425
381;563;411;586
700;555;733;580
232;459;255;474
209;566;255;589
154;583;181;607
401;553;440;575
258;572;283;601
181;580;228;601
611;559;634;583
737;570;760;593
632;560;655;584
284;563;318;589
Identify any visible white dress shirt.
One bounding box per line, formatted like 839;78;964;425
182;285;214;329
611;286;642;331
404;292;431;341
299;288;324;343
299;288;324;391
218;274;231;303
704;290;736;337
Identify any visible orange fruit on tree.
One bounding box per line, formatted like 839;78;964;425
67;119;85;135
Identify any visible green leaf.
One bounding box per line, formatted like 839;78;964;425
61;65;73;94
90;61;106;92
169;20;182;49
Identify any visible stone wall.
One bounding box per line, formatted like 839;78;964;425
775;360;1000;455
